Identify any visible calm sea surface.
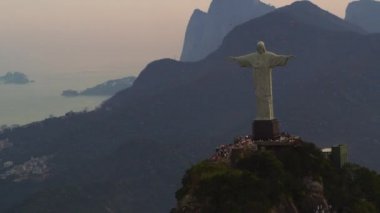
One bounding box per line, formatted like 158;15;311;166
0;71;128;126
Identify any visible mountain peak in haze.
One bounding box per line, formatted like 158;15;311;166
272;1;365;33
180;0;274;62
345;0;380;33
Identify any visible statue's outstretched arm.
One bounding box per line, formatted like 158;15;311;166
269;53;294;68
228;55;252;67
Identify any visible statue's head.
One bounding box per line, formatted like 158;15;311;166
257;41;266;54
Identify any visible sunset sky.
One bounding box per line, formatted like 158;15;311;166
0;0;358;77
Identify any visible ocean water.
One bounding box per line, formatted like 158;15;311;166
0;71;128;126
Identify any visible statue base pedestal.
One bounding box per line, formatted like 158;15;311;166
253;119;280;140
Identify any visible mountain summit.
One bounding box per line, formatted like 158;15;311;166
272;1;365;33
173;140;380;212
180;0;274;62
345;0;380;33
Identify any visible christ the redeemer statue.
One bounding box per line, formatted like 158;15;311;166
230;41;293;140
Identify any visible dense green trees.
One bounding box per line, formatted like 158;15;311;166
175;143;380;212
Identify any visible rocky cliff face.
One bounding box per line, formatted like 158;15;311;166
345;0;380;33
180;0;274;62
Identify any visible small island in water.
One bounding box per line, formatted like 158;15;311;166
62;76;136;97
0;72;33;84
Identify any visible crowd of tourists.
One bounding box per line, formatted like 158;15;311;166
210;136;257;161
209;133;302;161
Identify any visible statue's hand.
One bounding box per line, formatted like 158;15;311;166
228;56;237;61
287;55;295;59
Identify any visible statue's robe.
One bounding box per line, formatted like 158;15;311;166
234;52;290;120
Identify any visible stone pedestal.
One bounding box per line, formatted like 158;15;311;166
253;119;280;140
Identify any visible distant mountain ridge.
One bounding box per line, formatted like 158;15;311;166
345;0;380;33
62;76;136;97
275;1;365;33
0;1;379;212
180;0;274;62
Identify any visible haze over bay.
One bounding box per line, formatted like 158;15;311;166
0;71;126;126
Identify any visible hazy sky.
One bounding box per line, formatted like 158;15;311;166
0;0;357;77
